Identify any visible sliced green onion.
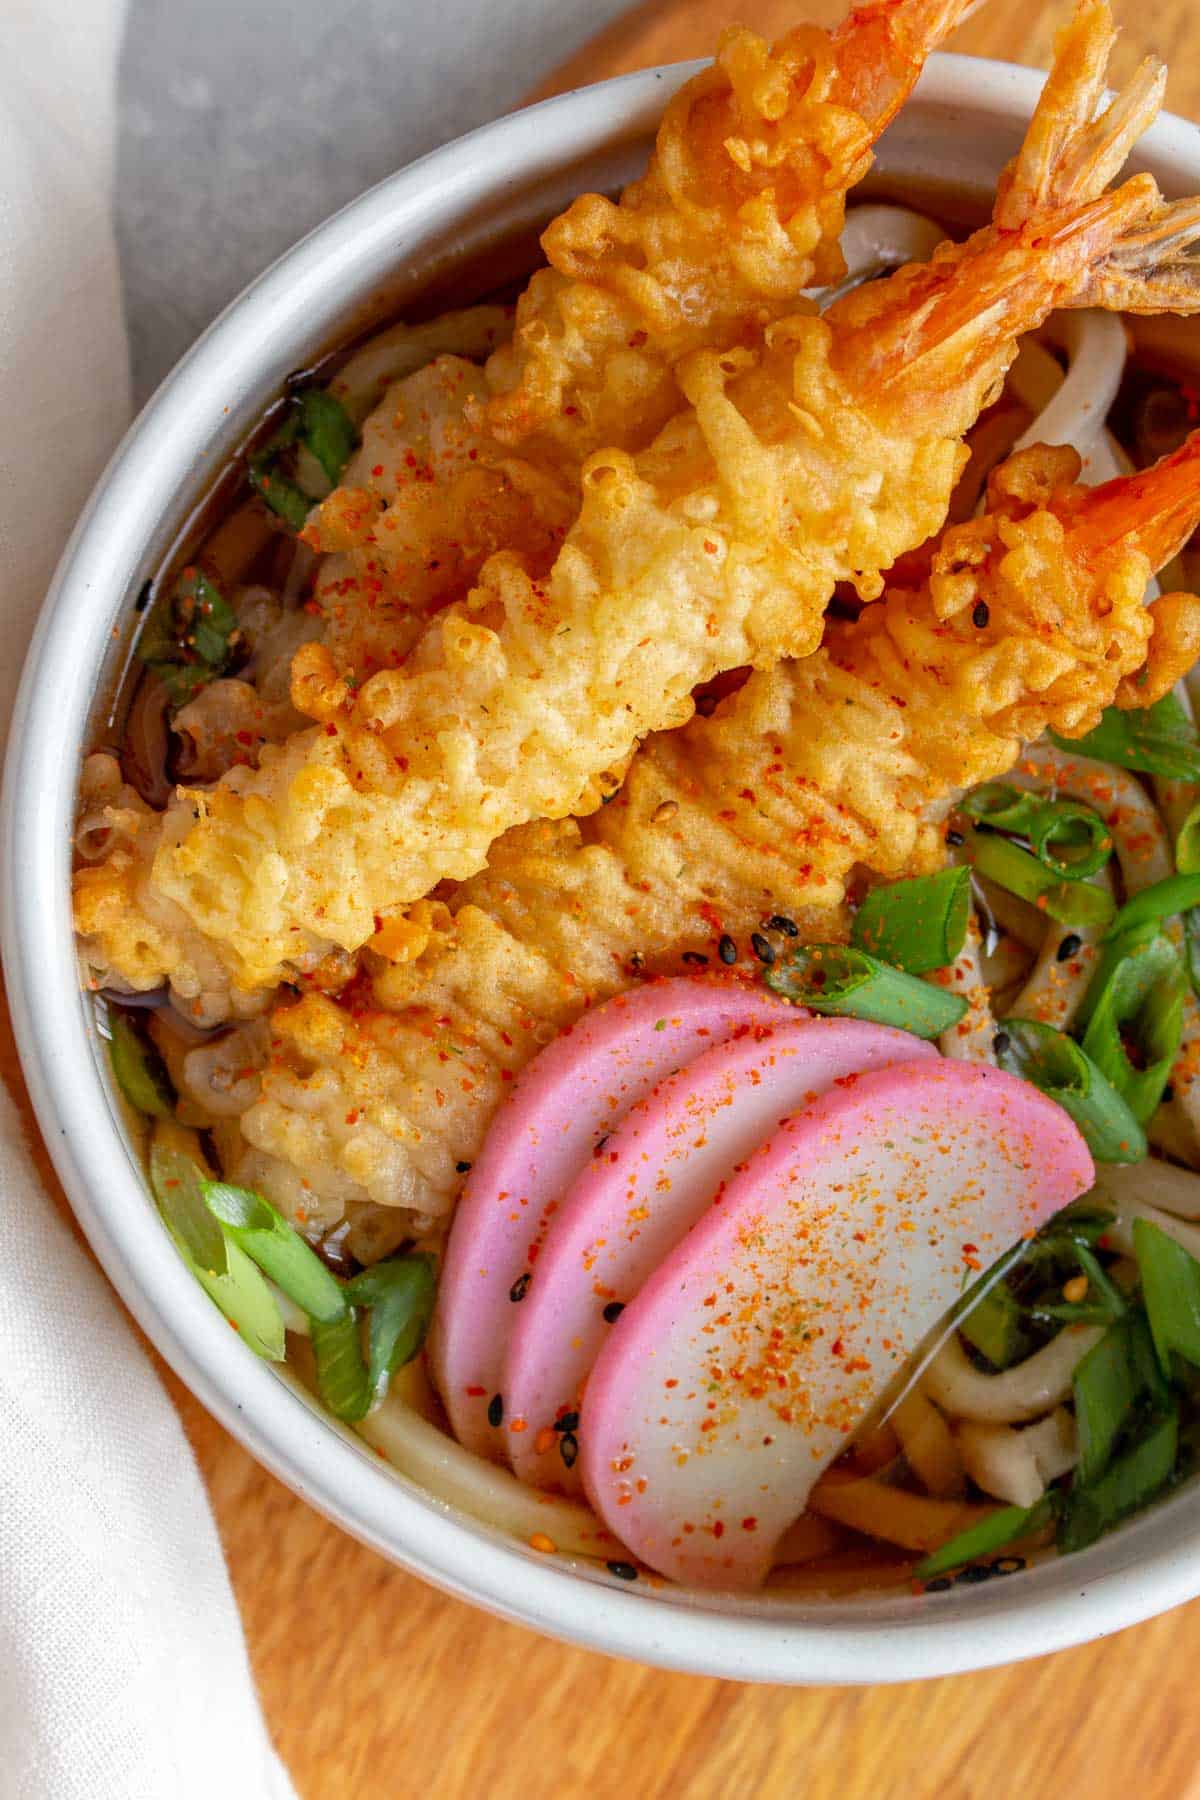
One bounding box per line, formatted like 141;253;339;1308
850;867;970;974
1079;933;1185;1124
962;787;1112;880
148;1131;284;1360
915;1492;1058;1582
138;568;240;705
1104;872;1200;941
108;1013;175;1119
1058;1407;1179;1553
1050;693;1200;782
765;944;966;1038
958;1279;1033;1370
149;1134;228;1274
248;456;311;532
345;1255;437;1403
299;389;357;486
202;1182;347;1325
1074;1313;1163;1485
1185;910;1200;999
1175;799;1200;875
311;1312;372;1422
967;833;1115;929
1133;1215;1200;1375
995;1019;1146;1163
1025;804;1112;881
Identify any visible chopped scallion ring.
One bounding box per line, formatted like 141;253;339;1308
966;832;1115;929
1133;1216;1200;1375
1078;931;1185;1124
1050;693;1200;782
1103;872;1200;941
961;786;1111;880
850;866;970;974
311;1311;373;1423
994;1019;1146;1163
765;944;967;1038
203;1181;348;1324
108;1012;175;1119
916;1492;1058;1582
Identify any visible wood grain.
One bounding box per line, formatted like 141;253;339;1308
12;4;1200;1795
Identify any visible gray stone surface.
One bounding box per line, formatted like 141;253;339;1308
116;0;630;402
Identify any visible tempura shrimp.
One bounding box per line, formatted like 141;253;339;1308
484;0;979;471
186;435;1200;1245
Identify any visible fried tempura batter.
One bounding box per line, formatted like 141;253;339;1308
484;0;977;471
120;6;1200;996
183;437;1200;1247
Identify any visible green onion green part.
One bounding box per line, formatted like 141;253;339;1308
994;1019;1147;1163
202;1182;348;1325
957;1277;1033;1371
1134;1216;1200;1376
108;1012;175;1119
915;1492;1058;1582
1058;1407;1179;1553
346;1255;437;1402
967;832;1115;929
1074;1312;1163;1485
137;568;239;705
961;786;1112;880
311;1311;373;1423
850;866;970;974
764;944;967;1039
148;1133;284;1360
1050;694;1200;782
1079;933;1185;1124
1176;799;1200;876
1104;872;1200;941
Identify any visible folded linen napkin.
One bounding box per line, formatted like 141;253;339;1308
1;1;295;1793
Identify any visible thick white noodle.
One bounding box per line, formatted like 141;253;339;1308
1011;313;1128;476
330;303;514;423
924;1326;1104;1424
936;918;996;1062
815;204;946;308
956;1409;1078;1508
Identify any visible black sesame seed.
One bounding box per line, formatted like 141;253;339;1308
1164;1083;1176;1104
509;1272;532;1304
134;578;154;615
607;1560;639;1581
487;1393;504;1428
455;1161;473;1174
1056;933;1083;962
924;1576;953;1593
993;1030;1011;1058
554;1411;580;1433
718;934;738;965
768;914;800;937
750;932;776;965
593;1133;612;1158
945;828;964;848
602;1301;625;1324
993;1556;1026;1576
972;600;990;629
956;1563;994;1585
629;951;645;971
559;1431;579;1468
682;950;710;966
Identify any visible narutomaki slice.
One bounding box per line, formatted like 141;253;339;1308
429;978;795;1459
506;1018;935;1494
579;1060;1094;1589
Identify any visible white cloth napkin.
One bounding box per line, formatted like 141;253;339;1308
1;2;296;1794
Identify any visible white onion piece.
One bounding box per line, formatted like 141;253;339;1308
925;1326;1103;1424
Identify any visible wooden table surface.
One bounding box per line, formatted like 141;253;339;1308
10;2;1200;1795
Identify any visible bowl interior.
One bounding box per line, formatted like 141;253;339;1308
8;52;1200;1682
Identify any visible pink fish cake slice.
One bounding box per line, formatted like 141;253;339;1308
429;977;794;1458
507;1017;934;1493
579;1059;1093;1589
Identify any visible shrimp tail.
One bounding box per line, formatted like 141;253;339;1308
995;0;1166;225
831;0;984;138
1071;195;1200;312
1068;428;1200;571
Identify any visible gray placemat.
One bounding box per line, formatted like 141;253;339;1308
117;0;631;403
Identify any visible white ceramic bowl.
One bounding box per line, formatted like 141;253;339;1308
7;51;1200;1684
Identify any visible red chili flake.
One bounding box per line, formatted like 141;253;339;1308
465;1385;486;1397
741;1517;758;1532
712;1520;725;1538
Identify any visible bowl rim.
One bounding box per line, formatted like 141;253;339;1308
8;47;1200;1685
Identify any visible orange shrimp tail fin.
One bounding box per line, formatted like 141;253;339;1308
1072;196;1200;313
1070;430;1200;573
830;0;983;137
995;0;1165;227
